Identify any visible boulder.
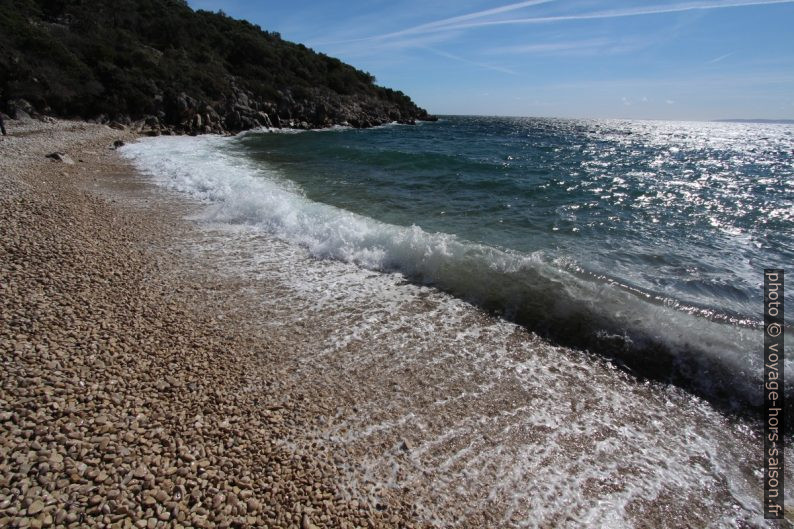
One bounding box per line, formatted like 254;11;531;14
225;110;242;131
256;111;272;128
236;92;250;108
176;93;192;115
240;116;258;129
7;98;35;119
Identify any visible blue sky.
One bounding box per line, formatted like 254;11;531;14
187;0;794;120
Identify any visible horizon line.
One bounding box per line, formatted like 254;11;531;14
427;113;794;123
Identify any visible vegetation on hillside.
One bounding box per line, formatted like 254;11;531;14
0;0;432;130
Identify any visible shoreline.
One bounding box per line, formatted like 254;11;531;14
1;118;785;528
0;119;425;529
119;120;783;422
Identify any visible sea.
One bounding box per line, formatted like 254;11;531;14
121;116;793;528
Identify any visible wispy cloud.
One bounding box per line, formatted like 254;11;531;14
312;0;556;46
436;0;794;32
314;29;465;60
707;51;735;63
312;0;792;80
423;47;518;74
358;0;794;40
527;72;794;92
484;37;649;56
357;0;556;42
486;38;609;55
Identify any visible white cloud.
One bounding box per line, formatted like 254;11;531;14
423;47;517;74
486;38;608;55
311;0;793;85
333;0;556;44
430;0;794;33
485;37;649;57
707;51;735;64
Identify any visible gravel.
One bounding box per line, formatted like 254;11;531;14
0;118;428;529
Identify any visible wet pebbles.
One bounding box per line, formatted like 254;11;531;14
0;120;425;529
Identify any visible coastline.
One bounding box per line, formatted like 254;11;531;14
1;118;784;528
0;119;424;529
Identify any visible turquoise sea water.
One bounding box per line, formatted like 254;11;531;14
124;116;793;409
241;117;792;321
121;117;794;526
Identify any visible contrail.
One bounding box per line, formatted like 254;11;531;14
425;0;794;32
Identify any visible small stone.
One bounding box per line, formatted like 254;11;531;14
27;500;44;515
212;493;224;508
301;513;319;529
45;152;75;164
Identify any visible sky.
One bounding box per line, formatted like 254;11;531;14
186;0;794;120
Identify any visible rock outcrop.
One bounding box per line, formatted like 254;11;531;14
0;1;436;136
127;85;436;137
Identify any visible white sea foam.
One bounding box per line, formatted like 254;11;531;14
121;134;789;408
236;123;354;137
119;135;791;528
159;221;786;529
122;136;544;279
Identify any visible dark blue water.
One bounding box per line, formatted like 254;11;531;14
123;116;793;409
240;117;793;328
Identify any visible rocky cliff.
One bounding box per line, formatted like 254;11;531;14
0;0;436;135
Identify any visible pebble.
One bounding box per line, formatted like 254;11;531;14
26;500;44;515
0;119;425;529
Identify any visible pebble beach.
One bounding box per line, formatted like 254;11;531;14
0;119;425;529
1;117;787;529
